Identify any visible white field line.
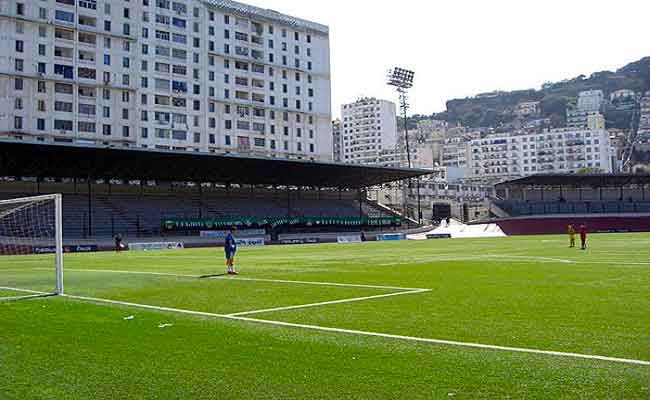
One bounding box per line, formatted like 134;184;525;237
5;285;650;367
574;277;628;287
208;275;426;291
492;255;575;264
34;268;431;316
377;253;650;267
0;286;53;301
376;254;576;266
40;268;426;292
0;286;51;295
0;293;52;301
34;268;201;279
227;289;431;317
48;293;650;367
581;260;650;266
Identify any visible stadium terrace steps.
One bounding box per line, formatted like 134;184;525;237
493;200;650;218
0;192;391;239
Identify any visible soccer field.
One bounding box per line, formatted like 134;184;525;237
2;234;650;399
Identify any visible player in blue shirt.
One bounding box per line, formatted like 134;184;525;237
225;227;238;275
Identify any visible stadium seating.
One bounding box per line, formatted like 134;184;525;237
0;191;388;238
493;200;650;217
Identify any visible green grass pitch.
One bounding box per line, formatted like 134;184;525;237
1;233;650;399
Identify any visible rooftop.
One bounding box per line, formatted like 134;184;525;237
497;174;650;188
0;140;427;189
203;0;329;34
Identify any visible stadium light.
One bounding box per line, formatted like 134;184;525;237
387;68;415;167
387;67;422;224
387;68;415;90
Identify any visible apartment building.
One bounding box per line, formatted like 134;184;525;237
441;136;470;170
331;118;341;161
467;128;612;180
340;97;397;165
0;0;332;160
567;110;605;129
577;90;604;112
516;101;540;117
567;90;605;129
637;94;650;143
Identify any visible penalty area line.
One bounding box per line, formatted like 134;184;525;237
0;286;56;301
208;275;426;292
39;268;427;291
34;268;202;279
227;289;431;317
56;293;650;367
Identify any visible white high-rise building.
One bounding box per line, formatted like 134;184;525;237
441;136;470;170
0;0;332;160
340;97;397;165
331;118;341;162
466;128;612;180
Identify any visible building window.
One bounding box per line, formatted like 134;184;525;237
54;119;73;131
55;10;74;23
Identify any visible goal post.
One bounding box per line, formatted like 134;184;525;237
0;194;64;300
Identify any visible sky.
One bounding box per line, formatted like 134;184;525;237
242;0;650;118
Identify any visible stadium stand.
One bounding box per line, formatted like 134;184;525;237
0;140;428;242
489;174;650;235
0;189;390;239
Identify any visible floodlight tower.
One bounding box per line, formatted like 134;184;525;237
387;68;415;168
387;67;422;224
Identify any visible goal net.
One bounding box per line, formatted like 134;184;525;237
0;194;63;300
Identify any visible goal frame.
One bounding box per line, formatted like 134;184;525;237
0;194;64;295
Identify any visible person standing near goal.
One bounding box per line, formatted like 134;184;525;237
224;227;238;275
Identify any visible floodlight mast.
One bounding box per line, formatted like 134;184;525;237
387;67;421;224
387;68;415;168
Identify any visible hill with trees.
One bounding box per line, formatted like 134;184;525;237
413;56;650;130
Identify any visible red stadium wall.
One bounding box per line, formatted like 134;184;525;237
493;214;650;235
